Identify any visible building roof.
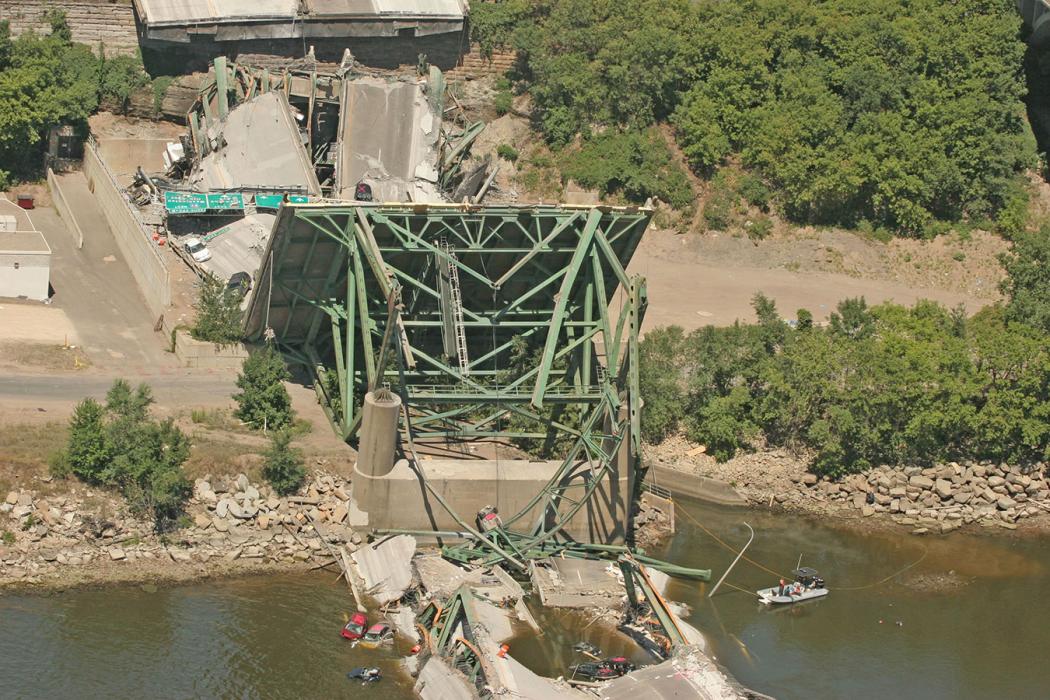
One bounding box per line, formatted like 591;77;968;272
0;198;37;233
0;231;51;255
190;91;321;195
306;0;465;17
134;0;298;26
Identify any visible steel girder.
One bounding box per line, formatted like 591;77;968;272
245;202;650;439
244;201;651;541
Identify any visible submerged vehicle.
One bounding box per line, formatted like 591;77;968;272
359;622;393;648
347;667;381;683
341;611;368;640
757;567;828;605
570;656;635;681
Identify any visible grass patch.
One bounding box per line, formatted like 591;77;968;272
0;422;69;495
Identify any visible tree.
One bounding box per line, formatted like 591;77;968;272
65;398;110;482
56;380;192;528
263;430;306;496
192;276;243;344
638;326;688;442
234;344;294;430
1000;227;1050;333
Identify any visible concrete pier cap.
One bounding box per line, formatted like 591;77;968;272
355;389;401;478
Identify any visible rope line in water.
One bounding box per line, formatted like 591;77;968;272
675;502;789;579
675;500;930;593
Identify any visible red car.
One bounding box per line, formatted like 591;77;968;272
341;612;368;640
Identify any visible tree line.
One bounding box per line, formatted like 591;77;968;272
0;12;155;188
473;0;1036;236
639;229;1050;475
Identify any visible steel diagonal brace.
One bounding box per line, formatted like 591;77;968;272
353;208;416;369
530;209;602;408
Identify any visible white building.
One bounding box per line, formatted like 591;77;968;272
0;199;51;301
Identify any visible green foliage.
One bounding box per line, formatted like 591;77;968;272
638;297;1050;474
151;75;174;115
1000;226;1050;333
703;171;737;230
747;216;773;241
98;52;150;113
262;430;306;496
0;16;99;184
192;276;243;344
738;174;771;212
560;128;693;208
497;143;519;162
55;380;191;528
234;344;294;431
501;0;1036;235
469;0;533;59
1;530;13;546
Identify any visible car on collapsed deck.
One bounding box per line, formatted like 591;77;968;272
226;271;252;298
358;622;393;648
341;611;369;641
183;236;211;263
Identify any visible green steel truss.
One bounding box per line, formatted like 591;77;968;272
244;202;651;540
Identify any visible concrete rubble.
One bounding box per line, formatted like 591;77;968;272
599;645;746;700
351;533;418;605
531;557;625;608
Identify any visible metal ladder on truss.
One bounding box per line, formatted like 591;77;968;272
441;238;470;375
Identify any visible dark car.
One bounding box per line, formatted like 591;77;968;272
570;657;635;681
355;181;373;202
226;271;251;297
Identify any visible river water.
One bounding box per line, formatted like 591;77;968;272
2;500;1048;699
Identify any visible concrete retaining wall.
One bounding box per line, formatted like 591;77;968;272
0;0;138;55
648;465;748;506
83;141;171;320
354;458;630;543
173;330;249;369
46;168;84;249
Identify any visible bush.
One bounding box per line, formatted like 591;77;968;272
1000;226;1050;333
703;171;736;230
263;430;306;496
54;380;192;528
738;174;771;212
747;216;773;240
497;144;519;162
561;129;694;209
234;344;294;430
192;276;243;344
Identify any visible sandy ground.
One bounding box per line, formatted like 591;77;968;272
627;227;999;331
0;303;79;344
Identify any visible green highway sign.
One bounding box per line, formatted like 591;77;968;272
164;191;207;214
255;194;285;209
206;192;245;210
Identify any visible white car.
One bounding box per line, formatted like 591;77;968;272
184;236;211;263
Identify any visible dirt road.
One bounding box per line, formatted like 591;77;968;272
628;228;996;331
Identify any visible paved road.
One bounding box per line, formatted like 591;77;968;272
44;173;173;370
0;372;237;408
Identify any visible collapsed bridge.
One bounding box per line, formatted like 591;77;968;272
243;202;652;544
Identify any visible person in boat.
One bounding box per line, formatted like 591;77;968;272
778;579;786;596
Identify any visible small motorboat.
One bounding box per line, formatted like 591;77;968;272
570;656;636;681
347;667;382;683
758;567;829;605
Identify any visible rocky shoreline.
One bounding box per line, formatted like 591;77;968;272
1;472;367;592
646;438;1050;535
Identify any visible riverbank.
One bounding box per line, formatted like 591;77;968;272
0;471;366;592
646;436;1050;536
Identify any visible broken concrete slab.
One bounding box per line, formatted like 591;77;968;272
415;656;476;700
191;91;321;195
337;76;442;203
351;533;416;605
196;213;276;284
599;645;746;700
531;558;625;608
